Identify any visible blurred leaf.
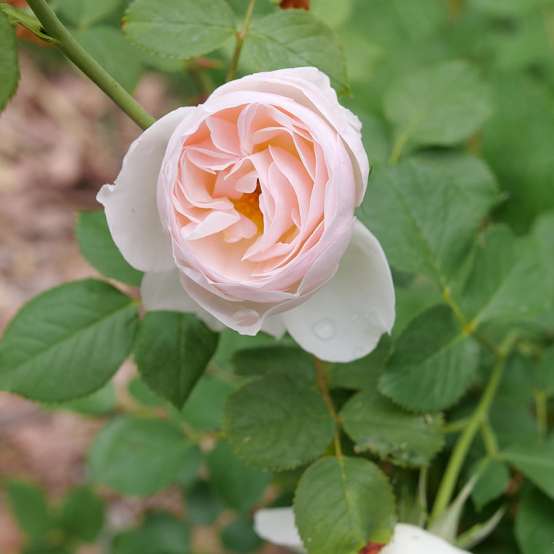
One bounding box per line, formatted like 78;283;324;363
207;441;270;512
123;0;236;59
135;311;219;410
231;345;314;383
58;487;104;542
184;480;224;525
469;0;548;17
242;10;349;94
328;336;391;391
294;457;396;554
503;437;554;499
359;155;499;289
482;74;554;231
220;515;262;553
113;512;190;554
6;481;52;540
311;0;353;28
0;10;19;111
535;347;554;394
379;305;480;412
0;279;138;402
384;61;492;148
214;329;281;371
57;0;123;27
89;416;190;495
471;460;510;510
181;375;234;431
76;211;142;286
225;374;334;470
75;27;143;92
341;389;444;466
515;487;554;554
175;445;203;487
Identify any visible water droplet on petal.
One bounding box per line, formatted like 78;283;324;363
313;318;336;341
232;308;259;326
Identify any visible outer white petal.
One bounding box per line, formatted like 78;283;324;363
210;67;369;204
261;314;287;338
254;509;304;553
97;107;192;272
383;524;471;554
282;219;395;363
141;270;223;332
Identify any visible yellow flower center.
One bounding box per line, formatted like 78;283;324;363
232;185;264;234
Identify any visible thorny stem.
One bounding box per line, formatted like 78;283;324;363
315;357;343;458
26;0;155;129
226;0;257;81
430;335;516;524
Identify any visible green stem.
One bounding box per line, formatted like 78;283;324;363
226;0;257;81
26;0;155;130
480;419;499;457
535;390;548;438
315;358;343;458
430;347;511;524
388;130;410;164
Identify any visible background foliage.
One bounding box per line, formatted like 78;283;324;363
1;0;554;553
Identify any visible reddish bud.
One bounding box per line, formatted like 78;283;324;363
359;544;385;554
279;0;310;10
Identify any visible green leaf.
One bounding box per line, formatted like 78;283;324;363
113;512;190;554
74;27;143;93
89;416;190;496
242;10;349;94
379;305;480;412
341;389;444;466
58;487;104;542
225;374;334;470
220;515;262;553
123;0;236;59
76;210;142;286
57;0;123;27
471;460;510;510
358;155;499;288
515;487;554;554
181;375;234;431
460;224;554;326
57;383;117;416
175;445;203;487
503;437;554;499
6;481;52;540
0;10;19;111
469;0;547;17
184;480;224;525
384;60;492;148
206;441;270;512
535;347;554;395
231;345;314;383
135;311;219;410
294;457;396;554
0;279;138;402
328;336;391;390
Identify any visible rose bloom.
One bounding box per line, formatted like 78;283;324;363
99;67;394;362
254;508;471;554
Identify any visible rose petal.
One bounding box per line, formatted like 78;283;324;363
141;269;223;331
282;219;395;363
254;509;304;552
384;524;471;554
97;108;192;272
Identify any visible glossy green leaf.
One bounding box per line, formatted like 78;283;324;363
379;305;480;412
76;211;142;286
384;60;492;147
135;311;219;409
0;279;138;402
57;383;117;416
294;457;396;554
242;10;349;94
89;416;190;496
75;27;143;93
0;11;19;111
225;374;334;470
515;487;554;554
207;441;270;512
471;459;510;510
359;155;499;288
6;481;52;540
341;389;444;466
123;0;236;59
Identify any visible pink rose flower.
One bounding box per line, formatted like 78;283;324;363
98;67;394;362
